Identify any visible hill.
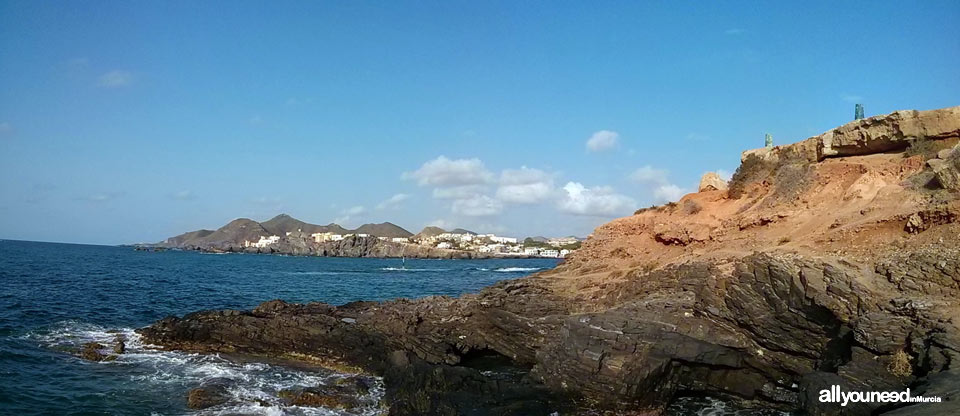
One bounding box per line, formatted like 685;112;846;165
162;229;214;246
261;214;323;235
353;222;413;238
415;226;446;238
191;218;271;247
159;215;412;248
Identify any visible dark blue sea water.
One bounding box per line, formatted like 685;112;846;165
0;240;558;415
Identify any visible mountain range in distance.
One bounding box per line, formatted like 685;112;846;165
158;214;582;248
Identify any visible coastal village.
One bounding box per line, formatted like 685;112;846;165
244;230;580;258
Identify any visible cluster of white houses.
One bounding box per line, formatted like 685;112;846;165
244;235;280;248
414;232;573;258
243;230;575;258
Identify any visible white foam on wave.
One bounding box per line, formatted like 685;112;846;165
24;320;387;415
379;267;448;272
493;267;541;272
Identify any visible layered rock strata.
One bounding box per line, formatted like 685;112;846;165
140;106;960;415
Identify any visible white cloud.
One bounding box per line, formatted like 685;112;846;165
171;190;196;201
586;130;620;152
558;182;635;217
451;194;503;216
653;184;687;202
403;156;494;186
496;166;556;204
98;70;134;88
376;193;410;210
628;165;690;203
432;185;487;200
628;165;669;185
716;169;733;182
77;191;126;202
427;219;455;229
334;205;368;225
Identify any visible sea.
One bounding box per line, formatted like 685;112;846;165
0;240;781;415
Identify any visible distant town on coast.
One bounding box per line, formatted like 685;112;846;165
145;214;583;259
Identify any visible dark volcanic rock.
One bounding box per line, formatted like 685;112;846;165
113;335;126;354
278;385;359;409
79;342;107;362
138;251;960;415
186;378;232;409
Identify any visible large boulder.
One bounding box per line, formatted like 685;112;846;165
278;385;360;409
186;378;232;409
930;145;960;190
698;172;728;192
741;106;960;164
820;107;960;158
79;342;107;361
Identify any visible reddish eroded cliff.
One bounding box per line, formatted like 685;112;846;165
141;106;960;415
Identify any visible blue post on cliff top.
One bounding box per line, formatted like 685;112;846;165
855;104;864;120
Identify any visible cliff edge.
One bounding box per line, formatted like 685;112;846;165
139;106;960;415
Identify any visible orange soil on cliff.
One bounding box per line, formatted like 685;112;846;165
544;143;959;304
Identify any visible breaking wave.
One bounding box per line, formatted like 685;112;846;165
493;267;541;273
23;320;386;415
379;267;449;272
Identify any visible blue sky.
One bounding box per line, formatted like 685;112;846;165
1;1;958;245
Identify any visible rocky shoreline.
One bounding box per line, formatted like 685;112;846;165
147;234;536;259
138;106;960;415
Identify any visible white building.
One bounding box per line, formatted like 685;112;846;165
540;249;559;258
490;236;518;244
437;242;453;249
330;234;345;241
485;244;505;253
548;237;579;247
245;235;280;248
559;249;571;258
438;232;473;242
357;233;370;238
311;232;333;243
391;237;409;243
523;247;540;256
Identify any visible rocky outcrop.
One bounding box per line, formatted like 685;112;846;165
929;145;960;190
742;106;960;163
698;171;728;192
140;106;960;415
186;378;231;409
78;335;126;362
820;107;960;158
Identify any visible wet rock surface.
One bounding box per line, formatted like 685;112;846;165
186;378;232;409
138;250;960;415
79;342;108;362
78;337;126;362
